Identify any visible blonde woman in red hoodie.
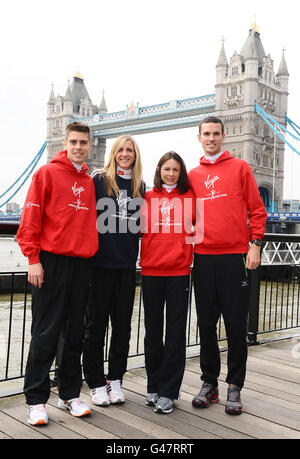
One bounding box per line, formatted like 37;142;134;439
140;152;195;414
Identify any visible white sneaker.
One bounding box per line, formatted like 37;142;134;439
57;397;91;417
28;404;48;426
107;379;125;404
90;386;110;406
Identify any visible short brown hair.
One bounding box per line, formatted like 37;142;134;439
154;151;189;194
66;122;91;140
199;116;224;134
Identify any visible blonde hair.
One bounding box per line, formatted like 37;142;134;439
96;135;143;198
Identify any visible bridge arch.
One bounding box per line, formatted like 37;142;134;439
259;186;276;212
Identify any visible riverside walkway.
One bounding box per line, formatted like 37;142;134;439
0;338;299;440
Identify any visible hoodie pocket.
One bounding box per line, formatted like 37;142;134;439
140;237;192;271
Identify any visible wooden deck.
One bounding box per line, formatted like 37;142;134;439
0;338;300;440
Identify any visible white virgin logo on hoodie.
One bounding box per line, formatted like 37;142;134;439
68;182;89;211
203;175;228;202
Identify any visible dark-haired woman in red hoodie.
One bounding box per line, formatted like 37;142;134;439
140;152;195;414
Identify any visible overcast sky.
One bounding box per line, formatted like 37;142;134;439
1;0;299;208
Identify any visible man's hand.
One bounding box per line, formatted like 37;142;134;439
28;263;44;288
246;244;261;270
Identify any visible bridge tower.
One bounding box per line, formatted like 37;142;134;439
46;70;106;173
215;23;289;211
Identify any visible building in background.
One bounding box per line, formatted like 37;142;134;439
46;24;289;212
283;200;300;213
46;70;107;174
215;22;289;211
6;202;20;214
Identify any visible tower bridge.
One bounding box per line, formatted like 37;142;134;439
2;24;299;233
46;24;290;216
72;94;216;138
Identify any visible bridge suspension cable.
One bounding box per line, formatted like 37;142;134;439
285;115;300;137
0;141;46;210
255;103;300;156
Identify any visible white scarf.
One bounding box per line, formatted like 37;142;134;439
205;151;224;164
71;161;83;172
162;183;177;193
117;166;132;179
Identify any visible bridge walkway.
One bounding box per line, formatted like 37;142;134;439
0;339;299;440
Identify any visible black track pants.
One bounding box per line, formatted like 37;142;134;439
193;253;249;389
142;275;190;400
83;268;136;388
24;251;92;405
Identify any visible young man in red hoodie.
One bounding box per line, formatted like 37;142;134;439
17;122;99;426
188;116;267;415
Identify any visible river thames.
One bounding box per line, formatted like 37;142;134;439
0;236;27;272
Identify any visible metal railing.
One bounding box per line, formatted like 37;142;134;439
248;233;300;344
0;234;299;395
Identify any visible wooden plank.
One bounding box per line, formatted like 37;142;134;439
187;355;300;405
244;379;300;410
0;409;48;439
123;373;257;439
187;359;300;408
217;380;300;433
178;374;298;439
240;367;300;397
249;338;297;352
241;356;300;384
79;389;186;440
268;339;299;350
248;345;300;369
182;369;300;436
86;384;223;440
79;407;143;439
1;339;299;440
187;357;300;397
51;388;151;439
250;341;299;362
128;365;299;439
248;347;300;369
121;384;249;439
250;340;300;357
179;388;300;440
46;393;119;439
0;396;85;439
82;410;148;439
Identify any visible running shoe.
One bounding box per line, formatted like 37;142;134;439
90;386;110;406
145;393;159;406
225;385;243;415
192;382;220;408
57;398;91;417
28;404;48;426
154;397;174;414
107;379;125;404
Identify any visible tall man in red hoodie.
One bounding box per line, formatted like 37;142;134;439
188;116;267;415
17;122;99;426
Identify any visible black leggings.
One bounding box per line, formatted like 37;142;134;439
142;275;190;399
193;253;249;389
24;251;92;405
83;268;136;388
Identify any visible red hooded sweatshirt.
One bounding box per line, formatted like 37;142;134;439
188;151;267;255
139;187;195;276
17;150;98;264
